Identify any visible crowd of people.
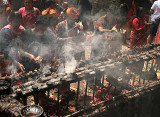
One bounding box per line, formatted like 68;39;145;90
0;0;160;76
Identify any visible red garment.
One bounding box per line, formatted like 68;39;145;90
155;26;160;45
130;18;148;49
18;7;41;28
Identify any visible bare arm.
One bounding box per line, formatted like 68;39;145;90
150;9;154;14
98;27;113;33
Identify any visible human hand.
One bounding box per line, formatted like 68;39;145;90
17;62;25;72
35;56;42;63
29;55;38;63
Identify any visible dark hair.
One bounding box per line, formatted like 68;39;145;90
8;11;22;22
46;0;55;7
129;7;145;28
136;7;145;18
24;0;33;2
120;3;129;14
35;15;50;27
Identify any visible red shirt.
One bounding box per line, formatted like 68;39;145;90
155;27;160;45
18;7;41;28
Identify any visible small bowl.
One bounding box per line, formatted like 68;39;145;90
21;105;43;117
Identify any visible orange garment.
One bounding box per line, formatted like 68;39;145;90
42;8;57;17
66;7;80;20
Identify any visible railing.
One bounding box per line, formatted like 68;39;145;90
1;44;160;117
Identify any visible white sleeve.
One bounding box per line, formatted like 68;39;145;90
151;1;157;10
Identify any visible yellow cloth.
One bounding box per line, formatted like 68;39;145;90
42;9;56;18
66;7;80;20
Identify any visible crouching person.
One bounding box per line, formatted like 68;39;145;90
18;15;55;106
18;15;51;71
0;11;37;76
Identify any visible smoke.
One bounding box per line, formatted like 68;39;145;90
6;46;19;75
57;61;65;74
0;0;124;78
51;2;123;75
64;57;77;74
42;28;79;75
58;41;78;74
6;64;17;75
42;64;51;75
37;44;51;58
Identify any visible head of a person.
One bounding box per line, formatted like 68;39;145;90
120;3;129;15
42;9;58;26
46;0;56;9
66;7;80;24
62;2;68;9
132;0;139;8
6;7;12;16
24;0;34;10
136;7;145;18
8;11;22;28
35;15;50;33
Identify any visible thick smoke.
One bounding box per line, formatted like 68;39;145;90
2;0;125;77
59;41;78;74
7;64;17;75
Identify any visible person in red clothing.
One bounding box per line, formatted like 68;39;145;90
130;7;149;49
18;0;41;29
155;25;160;45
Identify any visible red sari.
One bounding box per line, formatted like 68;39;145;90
155;26;160;45
130;17;148;49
